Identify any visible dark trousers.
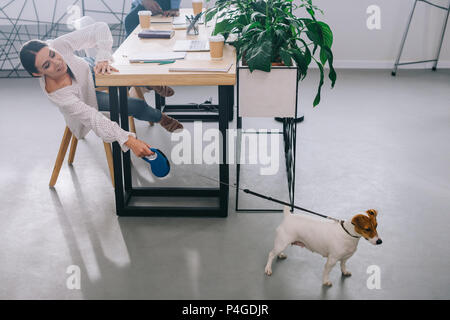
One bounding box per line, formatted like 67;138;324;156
124;4;145;37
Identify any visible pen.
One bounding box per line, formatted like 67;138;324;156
132;60;176;65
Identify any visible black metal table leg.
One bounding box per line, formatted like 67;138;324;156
219;86;231;216
109;86;125;214
119;87;132;193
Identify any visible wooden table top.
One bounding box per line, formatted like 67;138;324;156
96;9;236;87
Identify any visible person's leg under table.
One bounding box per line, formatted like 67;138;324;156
124;4;146;37
97;90;163;123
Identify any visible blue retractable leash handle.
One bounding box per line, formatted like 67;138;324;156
142;148;170;178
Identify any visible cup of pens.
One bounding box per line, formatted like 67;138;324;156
186;13;202;35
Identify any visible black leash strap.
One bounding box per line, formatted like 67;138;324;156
197;174;341;222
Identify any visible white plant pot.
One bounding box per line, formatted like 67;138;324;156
238;60;298;118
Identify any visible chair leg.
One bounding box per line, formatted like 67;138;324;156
133;86;146;100
49;126;72;187
68;135;78;164
129;116;137;135
103;142;115;188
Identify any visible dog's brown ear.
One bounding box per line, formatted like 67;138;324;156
366;209;378;217
366;209;378;227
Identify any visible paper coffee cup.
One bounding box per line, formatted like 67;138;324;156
192;0;203;16
209;35;225;60
138;10;152;29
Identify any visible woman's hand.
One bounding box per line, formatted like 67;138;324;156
163;9;180;17
124;136;155;157
142;0;163;15
94;61;119;75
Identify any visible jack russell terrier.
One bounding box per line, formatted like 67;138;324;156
265;206;382;286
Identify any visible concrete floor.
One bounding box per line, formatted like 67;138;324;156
0;69;449;299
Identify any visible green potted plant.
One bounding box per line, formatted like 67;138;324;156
205;0;336;111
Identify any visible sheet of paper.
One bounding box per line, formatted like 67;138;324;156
129;52;186;62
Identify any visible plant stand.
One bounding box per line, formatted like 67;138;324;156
235;62;299;212
392;0;450;76
274;116;304;123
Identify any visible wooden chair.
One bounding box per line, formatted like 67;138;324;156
49;83;158;188
49;113;136;189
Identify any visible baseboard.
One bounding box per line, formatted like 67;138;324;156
328;60;450;69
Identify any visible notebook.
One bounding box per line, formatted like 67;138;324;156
173;40;210;52
151;15;174;24
129;52;186;63
138;30;175;39
149;15;186;25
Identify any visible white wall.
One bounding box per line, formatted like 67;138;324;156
1;0;448;68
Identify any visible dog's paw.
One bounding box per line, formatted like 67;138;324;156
322;281;332;287
264;268;272;276
277;253;287;260
342;271;352;277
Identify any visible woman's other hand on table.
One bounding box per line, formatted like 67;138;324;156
142;0;163;15
94;61;119;75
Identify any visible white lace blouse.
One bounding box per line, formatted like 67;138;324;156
39;22;135;152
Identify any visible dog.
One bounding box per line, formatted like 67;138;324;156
264;206;382;286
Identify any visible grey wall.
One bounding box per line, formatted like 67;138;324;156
310;0;450;68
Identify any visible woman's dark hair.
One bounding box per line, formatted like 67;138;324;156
19;39;48;76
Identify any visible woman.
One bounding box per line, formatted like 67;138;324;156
19;21;183;158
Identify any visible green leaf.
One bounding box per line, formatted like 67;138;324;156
251;0;267;14
319;47;328;64
318;22;333;47
213;19;231;35
274;28;287;42
298;38;312;66
246;40;272;72
242;21;263;35
307;8;316;20
305;21;323;45
313;60;324;107
279;47;292;66
251;12;265;21
290;48;307;79
205;8;217;23
320;46;337;87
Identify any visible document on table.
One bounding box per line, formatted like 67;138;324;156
128;52;186;63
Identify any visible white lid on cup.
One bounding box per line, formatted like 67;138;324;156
138;10;152;16
192;0;203;3
209;34;225;42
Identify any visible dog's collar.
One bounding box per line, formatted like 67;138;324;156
340;220;361;239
